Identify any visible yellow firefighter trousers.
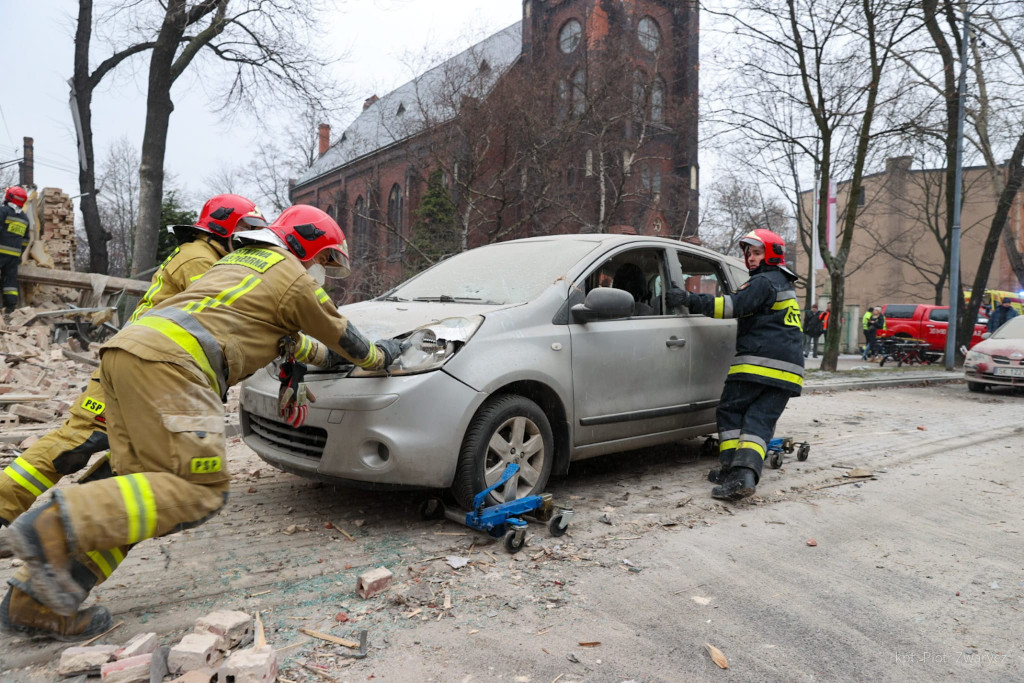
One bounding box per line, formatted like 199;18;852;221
0;372;109;526
55;349;229;558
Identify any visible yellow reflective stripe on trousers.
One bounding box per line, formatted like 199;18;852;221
0;246;21;257
183;275;261;314
86;547;125;578
738;440;767;460
719;439;739;453
115;474;157;544
134;316;220;395
729;363;804;387
2;457;56;497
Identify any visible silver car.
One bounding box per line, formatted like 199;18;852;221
239;234;747;508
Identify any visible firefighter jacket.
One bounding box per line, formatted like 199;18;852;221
103;245;387;398
686;265;805;396
0;204;30;258
129;238;227;323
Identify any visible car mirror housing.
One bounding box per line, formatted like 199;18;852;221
571;287;635;323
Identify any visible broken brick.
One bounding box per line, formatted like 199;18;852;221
195;610;252;649
357;566;394;598
58;644;118;677
101;652;152;682
115;632;159;660
217;646;277;683
167;632;223;675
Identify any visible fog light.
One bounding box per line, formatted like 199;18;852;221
359;440;391;469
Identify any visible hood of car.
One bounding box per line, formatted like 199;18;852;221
972;337;1024;358
337;300;518;339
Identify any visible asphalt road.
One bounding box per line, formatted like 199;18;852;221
1;382;1021;681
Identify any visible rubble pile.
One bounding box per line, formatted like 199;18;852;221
55;610;275;682
0;304;100;442
37;189;76;270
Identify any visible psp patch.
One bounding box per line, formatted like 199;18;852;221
190;457;222;474
81;397;105;415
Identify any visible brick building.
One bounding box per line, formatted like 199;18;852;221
292;0;699;300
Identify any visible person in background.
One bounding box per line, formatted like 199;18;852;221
803;303;823;358
862;305;875;361
988;297;1019;333
0;186;30;315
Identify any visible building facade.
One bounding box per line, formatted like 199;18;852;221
292;0;699;300
800;156;1024;313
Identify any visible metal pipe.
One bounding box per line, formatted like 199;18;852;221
946;10;970;371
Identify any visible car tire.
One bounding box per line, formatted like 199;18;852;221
452;394;554;510
967;381;987;393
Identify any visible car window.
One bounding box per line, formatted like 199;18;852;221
929;308;949;322
673;250;724;314
992;316;1024;339
387;239;600;305
583;247;667;317
884;304;917;319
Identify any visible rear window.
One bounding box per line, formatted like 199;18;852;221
883;304;917;319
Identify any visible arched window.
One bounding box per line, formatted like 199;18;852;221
387;183;402;259
353;195;369;260
570;68;586;117
651;77;665;123
638;16;661;52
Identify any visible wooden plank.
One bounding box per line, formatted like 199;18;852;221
18;264;150;297
0;394;51;403
298;628;361;649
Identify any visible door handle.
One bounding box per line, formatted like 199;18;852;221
666;336;687;348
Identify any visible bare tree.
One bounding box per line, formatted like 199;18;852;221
707;0;915;370
128;0;344;276
701;173;790;254
96;137;142;277
71;0;157;274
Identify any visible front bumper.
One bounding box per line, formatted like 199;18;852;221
964;365;1024;388
240;368;484;488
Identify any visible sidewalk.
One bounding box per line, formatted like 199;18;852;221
802;353;962;393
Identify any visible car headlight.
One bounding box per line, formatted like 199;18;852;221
965;350;989;364
351;316;484;377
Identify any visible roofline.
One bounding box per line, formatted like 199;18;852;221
797;162;1001;197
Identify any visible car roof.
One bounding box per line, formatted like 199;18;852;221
497;233;737;262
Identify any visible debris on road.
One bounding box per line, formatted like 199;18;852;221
705;642;730;669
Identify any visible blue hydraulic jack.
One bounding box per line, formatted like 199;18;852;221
419;464;573;553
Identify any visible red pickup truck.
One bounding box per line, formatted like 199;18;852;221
879;304;987;352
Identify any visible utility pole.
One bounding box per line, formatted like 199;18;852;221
810;161;820;307
945;9;970;371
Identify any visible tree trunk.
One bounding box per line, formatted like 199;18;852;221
73;0;109;274
131;0;185;276
957;132;1024;359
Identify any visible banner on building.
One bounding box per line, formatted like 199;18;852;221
813;179;837;270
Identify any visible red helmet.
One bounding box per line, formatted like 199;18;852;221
739;229;787;267
4;186;27;208
194;194;267;238
267;205;351;277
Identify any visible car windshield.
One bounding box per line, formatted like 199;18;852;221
385;239;601;305
991;316;1024;339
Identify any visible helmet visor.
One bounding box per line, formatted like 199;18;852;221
324;245;351;279
239;213;268;229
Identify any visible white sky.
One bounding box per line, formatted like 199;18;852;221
0;1;523;212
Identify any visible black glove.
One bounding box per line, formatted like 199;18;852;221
278;359;316;427
374;338;404;368
665;283;692;309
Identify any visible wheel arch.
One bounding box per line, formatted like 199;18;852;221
488;380;571;477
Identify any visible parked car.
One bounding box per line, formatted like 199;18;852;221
239;234;749;507
879;303;987;353
964;316;1024;392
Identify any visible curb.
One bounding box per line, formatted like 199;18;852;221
804;374;963;393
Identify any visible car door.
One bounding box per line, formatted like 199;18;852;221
568;245;693;446
666;246;736;406
924;307;949;349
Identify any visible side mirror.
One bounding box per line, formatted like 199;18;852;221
981;332;991;339
571;287;635;323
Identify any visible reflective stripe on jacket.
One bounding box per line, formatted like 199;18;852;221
0;205;29;257
130;239;227;323
102;246;386;393
686;266;805;395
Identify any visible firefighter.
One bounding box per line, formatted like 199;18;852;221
666;229;804;502
0;186;30;314
3;205;402;639
0;194;266;639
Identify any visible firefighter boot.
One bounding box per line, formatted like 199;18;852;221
0;585;111;641
711;466;758;502
707;468;729;484
5;502;85;616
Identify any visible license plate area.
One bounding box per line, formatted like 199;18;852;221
993;367;1024;377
